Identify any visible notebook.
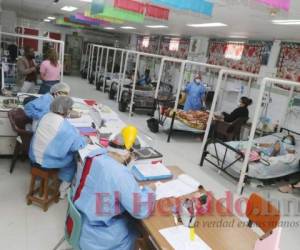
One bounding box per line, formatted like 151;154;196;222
155;174;200;200
159;225;211;250
131;163;172;181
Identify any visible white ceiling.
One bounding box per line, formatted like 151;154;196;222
2;0;300;41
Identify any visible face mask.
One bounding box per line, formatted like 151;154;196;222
195;79;201;83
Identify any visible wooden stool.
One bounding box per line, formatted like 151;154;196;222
27;166;60;212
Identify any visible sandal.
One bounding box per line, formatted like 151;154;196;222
278;183;300;193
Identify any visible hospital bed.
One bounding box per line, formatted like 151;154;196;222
201;128;300;183
118;81;174;113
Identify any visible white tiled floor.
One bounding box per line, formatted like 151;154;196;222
0;76;299;250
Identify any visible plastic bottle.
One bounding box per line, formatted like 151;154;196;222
274;120;279;133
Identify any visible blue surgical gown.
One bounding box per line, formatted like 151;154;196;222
24;93;53;120
29;112;86;182
24;93;53;130
75;148;156;250
183;81;206;111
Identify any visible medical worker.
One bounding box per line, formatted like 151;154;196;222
137;69;151;86
29;96;87;198
74;126;156;250
183;73;206;111
24;83;70;131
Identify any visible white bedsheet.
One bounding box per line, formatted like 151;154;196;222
206;133;300;179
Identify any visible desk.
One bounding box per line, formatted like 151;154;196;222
140;166;258;250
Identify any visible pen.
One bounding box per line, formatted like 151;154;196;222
173;214;178;225
171;206;178;225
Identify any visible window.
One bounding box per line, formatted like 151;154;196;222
142;37;150;48
169;38;180;51
225;43;244;60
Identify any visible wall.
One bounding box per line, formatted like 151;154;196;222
1;10;17;34
16;18;129;55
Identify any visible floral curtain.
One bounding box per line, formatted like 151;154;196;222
276;42;300;91
159;37;190;59
207;40;266;74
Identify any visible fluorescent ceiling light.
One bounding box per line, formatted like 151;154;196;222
187;22;227;27
227;41;245;44
145;25;168;29
61;6;78;12
79;0;92;2
47;16;56;20
104;27;115;30
272;20;300;25
228;35;247;39
44;19;51;22
120;26;136;30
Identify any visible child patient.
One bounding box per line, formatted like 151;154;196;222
257;135;296;157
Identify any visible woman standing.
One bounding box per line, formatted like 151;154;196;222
39;48;61;94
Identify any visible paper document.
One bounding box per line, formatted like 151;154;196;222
78;144;100;161
67;115;93;128
135;163;171;178
155;174;200;200
159;225;211;250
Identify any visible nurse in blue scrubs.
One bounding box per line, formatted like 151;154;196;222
29;96;87;198
74;126;156;250
24;83;70;131
183;73;206;111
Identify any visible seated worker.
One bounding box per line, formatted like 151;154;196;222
183;73;206;111
74;126;156;250
29;96;87;198
216;96;252;122
24;82;70;131
256;134;296;157
137;69;151;86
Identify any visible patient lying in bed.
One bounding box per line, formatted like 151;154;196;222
256;135;296;157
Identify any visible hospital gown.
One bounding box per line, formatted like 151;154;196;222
184;81;206;111
74;148;156;250
261;141;293;157
24;93;53;130
29;112;86;182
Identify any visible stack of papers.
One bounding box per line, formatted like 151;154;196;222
77;127;97;136
155;174;200;200
159;225;211;250
78;144;100;161
132;163;172;181
68;115;93;128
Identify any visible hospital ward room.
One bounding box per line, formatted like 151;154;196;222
0;0;300;250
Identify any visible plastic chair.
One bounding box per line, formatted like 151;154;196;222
53;189;82;250
8;108;33;173
213;116;248;141
246;193;280;234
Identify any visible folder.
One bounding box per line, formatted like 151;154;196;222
131;163;172;181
